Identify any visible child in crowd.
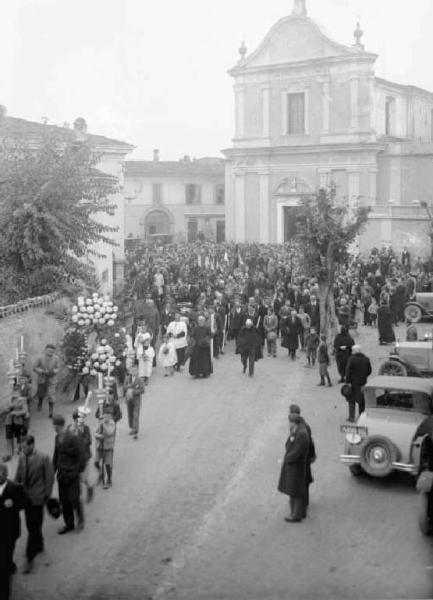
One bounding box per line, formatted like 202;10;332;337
368;298;378;326
94;406;117;489
297;305;311;351
4;386;30;461
317;334;332;387
158;334;177;376
136;332;155;385
124;364;145;439
304;327;320;367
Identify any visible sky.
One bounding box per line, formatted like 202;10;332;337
1;0;432;160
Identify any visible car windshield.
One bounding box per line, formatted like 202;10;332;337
371;388;432;414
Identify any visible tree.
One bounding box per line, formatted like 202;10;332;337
0;132;119;302
294;187;370;337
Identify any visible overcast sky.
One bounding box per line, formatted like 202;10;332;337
1;0;432;160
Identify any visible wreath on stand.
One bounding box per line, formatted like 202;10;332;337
61;293;127;399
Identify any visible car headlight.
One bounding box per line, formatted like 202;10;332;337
346;433;362;445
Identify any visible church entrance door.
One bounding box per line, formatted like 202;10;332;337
283;206;301;242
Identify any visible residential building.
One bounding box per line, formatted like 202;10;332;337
123;151;225;244
0;111;134;293
223;0;433;256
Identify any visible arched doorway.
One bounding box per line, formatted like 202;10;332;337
144;209;171;240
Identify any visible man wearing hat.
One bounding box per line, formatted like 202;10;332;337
67;407;94;503
344;344;372;422
52;415;86;534
277;414;310;522
14;435;54;573
237;318;262;377
289;405;316;517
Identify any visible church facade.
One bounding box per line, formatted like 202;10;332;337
223;0;433;256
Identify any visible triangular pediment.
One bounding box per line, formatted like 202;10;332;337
232;15;369;73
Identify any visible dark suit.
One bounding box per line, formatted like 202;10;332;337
15;450;54;561
278;427;310;520
0;480;27;598
299;418;316;514
305;301;320;331
237;326;262;375
345;352;372;421
53;431;86;530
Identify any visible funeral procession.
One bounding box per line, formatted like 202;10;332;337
1;0;433;599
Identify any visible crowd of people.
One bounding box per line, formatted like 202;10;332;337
123;240;424;382
1;239;429;596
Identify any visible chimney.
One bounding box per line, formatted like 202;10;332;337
73;117;87;134
153;149;160;162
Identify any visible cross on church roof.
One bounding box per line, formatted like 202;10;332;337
292;0;307;16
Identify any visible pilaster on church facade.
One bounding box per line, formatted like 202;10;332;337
223;0;433;255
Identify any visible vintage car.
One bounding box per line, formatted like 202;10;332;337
378;338;433;377
340;376;433;478
405;293;433;323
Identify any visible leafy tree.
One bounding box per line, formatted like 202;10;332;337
294;187;370;336
0;132;119;302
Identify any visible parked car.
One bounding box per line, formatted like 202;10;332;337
340;376;433;478
378;338;433;377
405;293;433;323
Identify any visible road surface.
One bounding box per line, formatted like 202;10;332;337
9;322;433;600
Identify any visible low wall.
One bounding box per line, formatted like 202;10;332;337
0;296;66;413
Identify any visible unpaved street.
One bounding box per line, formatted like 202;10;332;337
9;323;433;600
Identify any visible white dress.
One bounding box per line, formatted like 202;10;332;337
158;341;177;368
136;344;155;378
166;320;188;350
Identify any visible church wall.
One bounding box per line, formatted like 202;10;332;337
245;173;260;242
359;219;382;254
412;98;433;141
400;154;433;204
377;154;390;205
358;78;371;132
330;79;350;132
360;216;430;258
244;83;263;139
391;219;430;257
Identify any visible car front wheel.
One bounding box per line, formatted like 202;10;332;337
404;304;423;323
359;435;398;477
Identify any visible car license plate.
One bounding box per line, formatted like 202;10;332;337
340;424;368;436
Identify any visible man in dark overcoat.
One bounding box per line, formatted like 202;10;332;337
0;462;27;599
237;319;262;377
278;414;310;522
289;405;316;517
52;415;86;534
282;310;303;360
344;344;372;422
305;294;320;332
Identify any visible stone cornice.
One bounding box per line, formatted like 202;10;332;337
222;142;386;158
229;53;377;78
